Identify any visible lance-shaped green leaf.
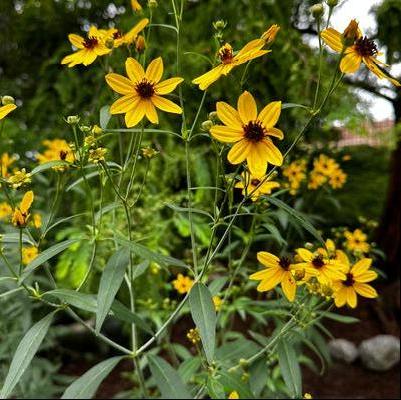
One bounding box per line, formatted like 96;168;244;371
0;311;56;399
99;105;111;130
189;283;216;364
96;248;130;333
277;340;302;398
61;356;124;399
31;160;69;175
148;355;191;399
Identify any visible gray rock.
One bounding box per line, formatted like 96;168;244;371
359;335;400;371
328;339;359;364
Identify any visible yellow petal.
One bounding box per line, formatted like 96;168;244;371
296;248;313;262
355;271;378;283
216;102;243;129
227;140;251;165
246;142;269;177
249;267;275;281
257;251;280;268
346;287;357;308
82;49;97;66
0;104;17;120
146;57;164;83
236;39;265;57
263;139;283;166
354;283;378;299
266;127;284;140
237;91;257;123
109;94;138;114
68;34;84;49
106;74;135;95
192;65;224;90
364;57;401;86
340;49;362;73
210;125;243;143
143;100;159;124
126;57;145;83
151;95;182;114
321;28;343;53
235;49;270;66
334;287;347;307
125;104;145;127
351;258;372;276
281;274;296;302
124;18;149;44
20;191;34;214
258;101;281;129
255;268;284;292
155;77;184;95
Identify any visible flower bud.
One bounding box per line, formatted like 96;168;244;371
261;24;280;45
79;125;91;133
310;4;324;19
135;35;146;53
326;0;338;7
201;120;214;132
148;0;158;8
208;111;218;121
213;20;227;31
66;115;80;125
1;96;15;106
105;38;115;49
343;19;359;46
91;124;103;135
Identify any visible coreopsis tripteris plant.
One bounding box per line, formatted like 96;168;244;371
192;39;269;90
61;26;112;67
11;191;34;227
344;228;370;253
235;170;280;201
332;255;378;308
321;19;400;86
210;91;284;177
105;57;183;127
105;18;149;48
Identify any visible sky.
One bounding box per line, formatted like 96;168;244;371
320;0;397;121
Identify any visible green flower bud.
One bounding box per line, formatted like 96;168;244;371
201;120;214;132
208;111;218;121
1;96;15;106
66;115;80;125
213;20;227;31
326;0;339;7
310;4;324;19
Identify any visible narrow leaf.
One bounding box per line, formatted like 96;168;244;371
99;105;111;130
31;160;69;175
277;340;302;398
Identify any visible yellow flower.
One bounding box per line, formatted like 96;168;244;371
0;103;17;120
332;256;378;308
329;168;347;189
186;328;200;344
303;393;313;399
106;57;183;127
32;213;42;229
141;146;158;159
321;20;400;86
344;229;370;253
192;40;269;90
12;191;34;227
212;295;223;311
37;139;75;168
317;239;348;265
172;273;194;294
295;248;346;285
249;252;310;302
283;159;307;194
228;391;239;399
210;91;284;177
307;171;326;190
261;24;280;45
0;153;16;177
312;154;338;176
61;26;112;68
235;171;279;201
8;168;31;189
105;19;148;48
0;202;12;220
131;0;142;11
22;246;39;265
88;147;107;164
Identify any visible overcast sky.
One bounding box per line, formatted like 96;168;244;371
321;0;397;121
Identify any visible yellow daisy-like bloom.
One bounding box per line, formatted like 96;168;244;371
307;171;327;190
312;154;339;176
0;104;17;120
105;57;183;127
235;170;279;201
210;91;284;177
192;40;269;90
37;139;75;166
172;273;194;294
250;252;312;302
321;20;400;86
344;228;370;253
8;168;31;189
212;295;223;311
12;191;34;228
61;26;112;68
0;153;16;177
295;248;346;285
105;19;148;48
32;213;42;229
329;168;347;189
283;159;307;195
317;239;348;265
228;391;240;399
22;246;39;265
0;202;12;220
332;256;378;308
131;0;142;11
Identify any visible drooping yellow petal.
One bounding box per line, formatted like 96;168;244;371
258;101;281;129
227;140;251;165
210;125;243;143
340;49;362;73
246;142;269;177
263;139;283;166
257;251;280;268
321;28;343;53
20;191;34;214
237;91;258;123
143;100;159;124
109;94;138;114
68;34;85;49
354;283;378;299
126;57;145;83
0;104;17;120
363;57;401;86
216;102;243;129
146;57;164;83
105;73;134;95
151;95;182;114
281;274;296;302
192;65;224;90
155;77;184;95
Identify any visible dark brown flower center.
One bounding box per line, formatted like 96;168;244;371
312;254;325;269
113;30;123;39
279;257;291;271
354;36;378;57
83;36;98;49
59;150;68;161
219;47;233;64
251;179;261;186
344;272;355;287
244;121;266;142
135;79;155;99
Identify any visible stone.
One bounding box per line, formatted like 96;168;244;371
359;335;400;371
328;338;359;364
